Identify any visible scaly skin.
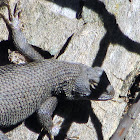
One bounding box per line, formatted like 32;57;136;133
0;1;115;140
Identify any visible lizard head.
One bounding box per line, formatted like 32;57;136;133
72;65;115;100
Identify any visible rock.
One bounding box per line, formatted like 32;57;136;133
0;0;139;140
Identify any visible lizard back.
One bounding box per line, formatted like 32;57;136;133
0;59;81;126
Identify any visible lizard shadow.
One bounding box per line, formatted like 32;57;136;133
0;40;12;66
0;40;53;65
46;0;140;66
24;96;104;140
85;0;140;67
53;100;103;140
46;0;83;19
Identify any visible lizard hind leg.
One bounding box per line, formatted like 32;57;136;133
37;97;60;140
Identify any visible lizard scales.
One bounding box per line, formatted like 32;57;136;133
0;59;83;126
0;1;115;139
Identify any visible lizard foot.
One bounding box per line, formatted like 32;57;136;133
0;0;22;29
50;120;62;136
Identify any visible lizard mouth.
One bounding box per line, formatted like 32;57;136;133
86;84;115;101
71;91;91;100
97;85;115;100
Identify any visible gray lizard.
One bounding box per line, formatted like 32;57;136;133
0;1;115;140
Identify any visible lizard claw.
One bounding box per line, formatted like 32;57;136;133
13;1;22;19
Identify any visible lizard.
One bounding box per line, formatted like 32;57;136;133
0;1;115;140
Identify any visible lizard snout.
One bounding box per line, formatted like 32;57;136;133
97;85;115;100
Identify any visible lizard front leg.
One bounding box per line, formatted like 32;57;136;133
0;0;44;61
37;96;60;140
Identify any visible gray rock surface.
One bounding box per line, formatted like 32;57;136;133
0;0;140;140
